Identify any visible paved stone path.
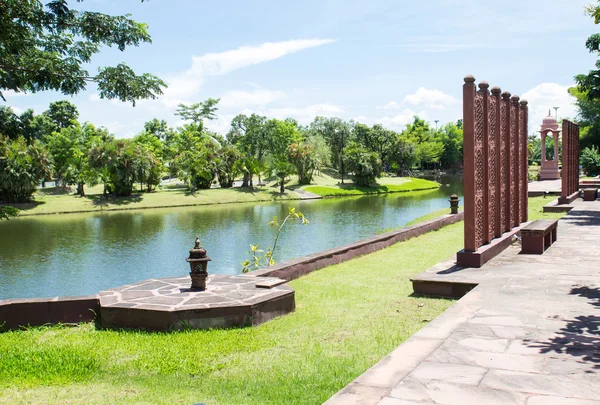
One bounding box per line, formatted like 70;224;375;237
528;179;562;194
293;188;322;200
325;199;600;405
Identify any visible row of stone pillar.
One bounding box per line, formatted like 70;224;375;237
462;75;528;253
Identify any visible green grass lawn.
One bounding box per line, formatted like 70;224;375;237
0;197;565;405
302;177;439;197
11;183;298;216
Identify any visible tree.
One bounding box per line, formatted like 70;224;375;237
0;0;165;104
343;142;382;186
528;134;542;165
353;123;394;170
0;105;55;142
44;100;79;130
389;134;418;174
215;143;242;188
265;119;300;194
19;108;54;141
176;98;220;130
227;113;269;187
569;86;600;148
581;146;600;176
288;142;317;185
304;133;330;175
435;122;463;168
169;126;219;190
309;117;353;179
0;106;21;139
143;118;173;141
89;139;142;196
0;136;51;202
572;2;600;149
47;123;108;196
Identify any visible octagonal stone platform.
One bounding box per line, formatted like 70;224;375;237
99;275;295;331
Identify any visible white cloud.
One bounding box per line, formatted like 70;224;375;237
520;83;577;131
190;39;336;77
219;89;286;108
377;88;458;112
379;108;427;130
204;114;235;135
377;101;402;110
353;115;369;123
401;87;458;110
162;39;336;101
10;106;24;115
101;120;142;138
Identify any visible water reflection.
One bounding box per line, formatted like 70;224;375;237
0;176;463;299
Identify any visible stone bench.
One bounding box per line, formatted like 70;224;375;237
520;220;558;254
583;188;598;201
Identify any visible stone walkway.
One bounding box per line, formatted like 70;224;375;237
293;188;322;200
528;179;562;195
325;199;600;405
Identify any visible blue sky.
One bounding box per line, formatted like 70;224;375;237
3;0;597;137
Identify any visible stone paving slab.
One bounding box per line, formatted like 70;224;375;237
99;274;295;331
528;179;562;193
324;199;600;405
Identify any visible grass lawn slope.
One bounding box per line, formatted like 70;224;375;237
11;183;297;216
302;176;439;197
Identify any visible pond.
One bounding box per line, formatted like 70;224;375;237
0;175;463;299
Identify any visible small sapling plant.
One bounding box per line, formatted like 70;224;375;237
242;207;309;273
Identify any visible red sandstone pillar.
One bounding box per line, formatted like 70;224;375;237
520;100;528;222
491;86;502;238
562;121;568;199
510;95;519;227
501;91;512;232
479;82;491;245
463;75;477;252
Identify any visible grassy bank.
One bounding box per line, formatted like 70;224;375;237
8;174;439;217
302;177;439;197
11;183;297;217
0;197;566;404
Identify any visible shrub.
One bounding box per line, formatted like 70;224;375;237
580;146;600;176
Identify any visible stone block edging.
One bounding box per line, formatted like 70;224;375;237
247;211;465;282
0;295;99;332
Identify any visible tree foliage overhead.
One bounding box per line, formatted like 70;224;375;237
0;0;165;105
575;2;600;101
569;2;600;149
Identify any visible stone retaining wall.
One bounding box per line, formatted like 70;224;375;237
0;295;99;331
247;212;465;281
